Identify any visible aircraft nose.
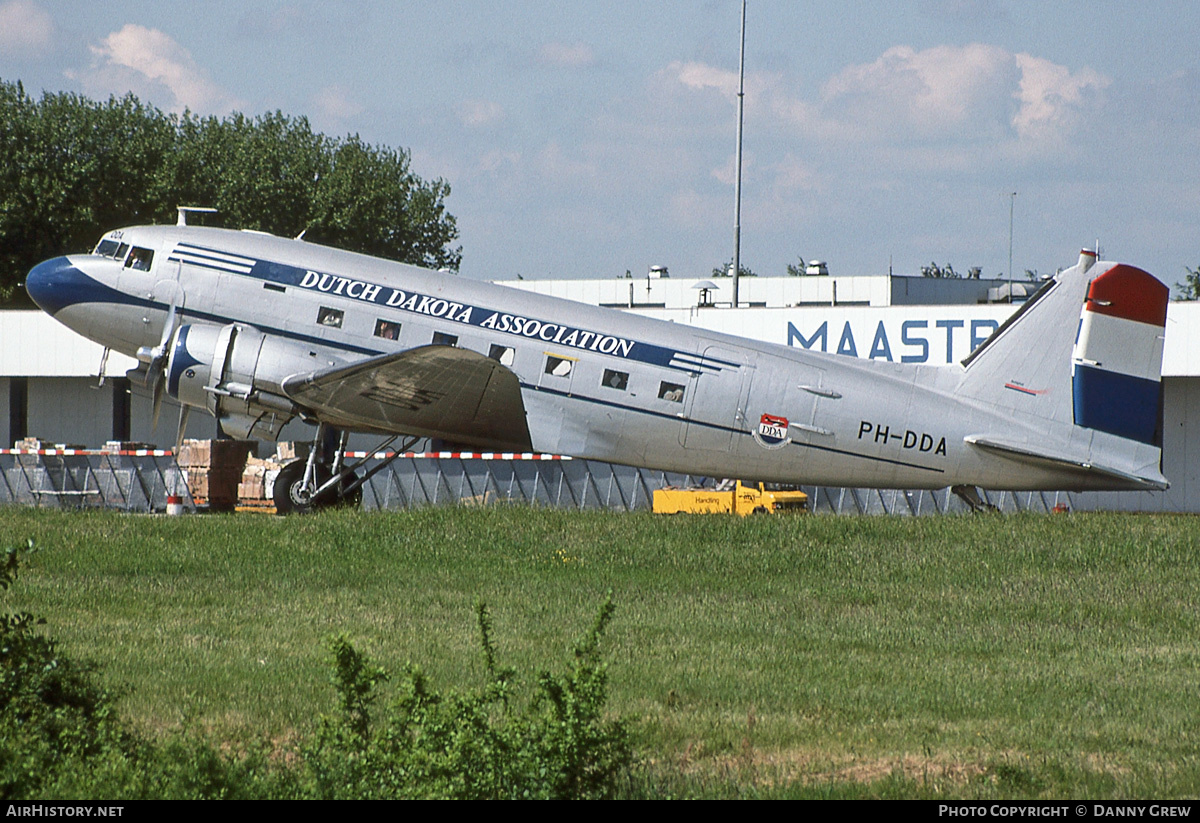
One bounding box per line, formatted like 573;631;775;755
25;256;87;315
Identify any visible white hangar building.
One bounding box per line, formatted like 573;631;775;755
2;269;1197;512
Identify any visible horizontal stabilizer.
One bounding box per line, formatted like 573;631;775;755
282;345;532;451
964;435;1169;491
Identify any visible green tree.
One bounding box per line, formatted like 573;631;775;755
164;110;328;238
921;262;960;279
0;80;461;302
712;259;757;278
1175;265;1200;301
0;83;175;301
308;135;460;270
786;255;806;276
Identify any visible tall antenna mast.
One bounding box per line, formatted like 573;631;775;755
732;0;746;309
1008;191;1017;289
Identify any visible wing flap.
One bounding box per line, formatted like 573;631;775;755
282;345;532;450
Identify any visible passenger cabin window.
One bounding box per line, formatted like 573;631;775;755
432;331;458;347
124;247;154;271
544;355;574;377
374;319;401;340
317;307;344;328
658;381;685;403
602;369;629;391
488;344;515;366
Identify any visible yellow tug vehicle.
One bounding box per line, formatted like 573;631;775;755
653;479;809;516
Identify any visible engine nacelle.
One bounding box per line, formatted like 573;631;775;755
166;323;338;439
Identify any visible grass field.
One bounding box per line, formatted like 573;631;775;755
4;506;1199;798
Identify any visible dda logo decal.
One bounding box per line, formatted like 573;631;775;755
753;413;791;450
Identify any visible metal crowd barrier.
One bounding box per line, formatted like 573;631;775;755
801;485;1075;516
354;453;1077;514
0;448;1077;515
353;452;706;512
0;449;193;512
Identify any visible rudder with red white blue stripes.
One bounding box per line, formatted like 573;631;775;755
1071;264;1168;445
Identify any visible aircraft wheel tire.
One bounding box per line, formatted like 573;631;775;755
273;460;331;515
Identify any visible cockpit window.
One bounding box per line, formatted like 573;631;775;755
124;247;154;271
94;240;129;260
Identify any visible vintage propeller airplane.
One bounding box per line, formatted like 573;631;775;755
25;208;1169;512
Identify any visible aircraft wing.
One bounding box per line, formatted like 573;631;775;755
281;345;533;451
963;436;1169;491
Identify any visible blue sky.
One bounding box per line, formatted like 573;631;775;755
3;1;1197;287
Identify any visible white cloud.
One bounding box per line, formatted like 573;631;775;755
476;149;521;176
770;153;819;195
458;98;504;128
816;44;1109;151
820;43;1018;139
674;60;740;99
0;0;53;58
75;24;241;114
667;60;780;109
537;140;597;184
540;41;596;68
668;188;721;231
312;85;363;122
660;43;1109;161
1012;53;1109;142
711;151;754;188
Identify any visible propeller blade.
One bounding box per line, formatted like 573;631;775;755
174;404;190;454
150;371;165;431
158;292;179;351
148;282;184;433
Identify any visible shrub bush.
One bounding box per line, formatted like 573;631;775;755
304;595;632;799
0;540;630;799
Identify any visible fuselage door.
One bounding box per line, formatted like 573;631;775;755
680;345;754;451
742;352;823;450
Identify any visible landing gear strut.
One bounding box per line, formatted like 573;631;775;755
951;484;1000;513
272;424;418;514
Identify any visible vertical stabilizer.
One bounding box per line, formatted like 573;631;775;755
956;252;1169;490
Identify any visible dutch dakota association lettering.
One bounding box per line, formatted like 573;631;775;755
297;270;634;359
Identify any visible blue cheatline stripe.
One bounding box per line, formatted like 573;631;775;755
1072;364;1162;446
166;255;250;275
175;242;255;264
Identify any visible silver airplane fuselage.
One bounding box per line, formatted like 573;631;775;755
25;224;1169;493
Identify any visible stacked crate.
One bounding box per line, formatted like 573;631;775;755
236;444;309;511
237;454;283;510
101;441;155;453
177;439;257;511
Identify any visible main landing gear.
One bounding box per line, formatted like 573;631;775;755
272;424;420;514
